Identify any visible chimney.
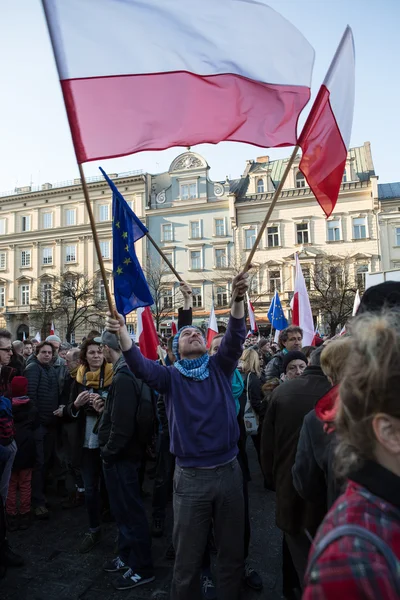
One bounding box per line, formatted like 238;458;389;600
256;156;269;164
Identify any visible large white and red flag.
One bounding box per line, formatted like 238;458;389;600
42;0;314;163
136;306;159;361
206;303;219;349
171;317;178;337
246;294;258;334
291;254;314;346
298;26;355;217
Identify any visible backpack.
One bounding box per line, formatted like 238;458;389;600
243;374;259;436
306;524;400;595
136;380;156;446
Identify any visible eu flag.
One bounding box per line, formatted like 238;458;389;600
100;168;153;316
268;290;288;331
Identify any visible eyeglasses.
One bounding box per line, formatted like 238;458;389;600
0;347;12;353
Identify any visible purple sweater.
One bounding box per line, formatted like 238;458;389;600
123;315;246;467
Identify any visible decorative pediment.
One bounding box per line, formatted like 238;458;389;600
169;152;208;173
264;259;284;266
284;247;326;261
16;275;33;282
351;252;373;260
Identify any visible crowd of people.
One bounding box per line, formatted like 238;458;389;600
1;272;400;598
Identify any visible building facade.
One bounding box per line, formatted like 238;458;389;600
378;182;400;272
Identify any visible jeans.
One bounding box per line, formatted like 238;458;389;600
103;459;153;576
32;425;57;507
171;458;244;600
152;433;175;520
6;469;32;515
0;441;17;503
81;449;102;530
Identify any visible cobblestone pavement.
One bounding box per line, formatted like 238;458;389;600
1;446;283;600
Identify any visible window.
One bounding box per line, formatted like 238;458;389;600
257;179;264;193
126;324;135;336
353;217;367;240
70;331;76;344
356;265;368;290
327;219;341;242
42;247;53;265
99;205;109;222
100;241;110;259
180;183;197;200
192;287;202;308
216;286;228;307
296;222;309;245
162;288;173;309
162;223;173;242
303;267;311;290
126;200;134;211
215;218;225;237
65;245;77;263
244;227;256;250
65;209;76;226
296;172;306;188
163;252;173;267
395;227;400;246
42;283;52;305
0;219;6;235
269;270;281;292
43;212;53;229
215;248;227;268
0;286;4;308
342;170;347;183
190;250;201;270
250;276;258;295
267;226;279;247
99;280;107;302
190;221;201;239
0;252;6;270
21;284;30;306
21;215;31;232
21;250;31;267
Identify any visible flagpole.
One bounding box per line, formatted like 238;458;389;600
145;232;183;282
78;164;114;313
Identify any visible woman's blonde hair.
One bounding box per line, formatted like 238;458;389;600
335;311;400;478
320;337;352;385
241;348;261;377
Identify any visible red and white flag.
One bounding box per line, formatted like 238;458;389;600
50;321;55;335
206;302;219;349
136;306;159;361
298;26;355;217
246;294;258;334
42;0;314;163
171;317;177;336
291;254;314;346
33;332;41;343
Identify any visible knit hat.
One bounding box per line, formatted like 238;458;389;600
172;326;205;360
93;331;121;351
11;376;28;398
46;334;61;344
282;351;307;373
357;281;400;315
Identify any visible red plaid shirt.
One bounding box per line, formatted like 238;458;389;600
304;477;400;599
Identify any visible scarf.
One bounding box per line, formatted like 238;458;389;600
174;353;210;381
69;366;79;379
76;361;113;389
315;385;339;433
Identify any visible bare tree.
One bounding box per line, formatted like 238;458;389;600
144;257;178;331
310;256;358;335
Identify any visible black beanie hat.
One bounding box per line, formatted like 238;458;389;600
282;351;307;373
357;281;400;315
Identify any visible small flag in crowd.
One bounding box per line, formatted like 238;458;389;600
298;26;355;217
136;306;159;361
206;302;219;349
291;254;314;346
171;317;177;336
246;294;258;334
100;168;153;316
268;290;288;332
50;321;55;335
33;332;41;343
22;331;26;341
42;0;314;163
352;289;361;316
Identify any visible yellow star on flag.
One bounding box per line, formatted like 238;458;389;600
116;266;123;275
124;257;132;266
115;221;120;228
124;244;129;252
122;231;128;239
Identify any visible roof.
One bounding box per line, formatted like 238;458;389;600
229;176;249;196
378;182;400;201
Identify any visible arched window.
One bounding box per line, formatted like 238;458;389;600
356;265;368;290
257;179;264;193
296;171;306;188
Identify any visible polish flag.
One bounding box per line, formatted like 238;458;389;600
246;294;258;334
42;0;314;164
33;332;41;343
136;306;159;361
50;321;55;335
206;303;219;349
298;26;355;217
171;317;178;337
352;289;361;316
291;254;314;346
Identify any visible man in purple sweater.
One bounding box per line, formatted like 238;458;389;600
106;271;249;600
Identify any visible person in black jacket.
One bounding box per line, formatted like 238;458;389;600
24;341;59;520
264;326;303;381
97;331;154;592
239;348;262;464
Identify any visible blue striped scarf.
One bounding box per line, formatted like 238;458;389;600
174;353;210;381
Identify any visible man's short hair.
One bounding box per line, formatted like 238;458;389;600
60;342;72;352
23;339;33;346
12;340;24;352
35;341;55;356
0;328;12;341
278;326;303;349
309;346;324;367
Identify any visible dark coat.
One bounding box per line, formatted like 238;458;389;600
12;398;39;471
264;350;285;381
292;410;343;509
98;360;142;464
261;365;331;536
239;372;262;415
0;366;17;400
24;357;59;425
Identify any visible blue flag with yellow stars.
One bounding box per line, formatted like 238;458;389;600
268;290;288;330
100;168;153;316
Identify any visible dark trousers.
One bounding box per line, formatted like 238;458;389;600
32;425;57;507
284;532;311;592
171;459;244;600
152;432;175;520
103;459;153;576
81;449;102;530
